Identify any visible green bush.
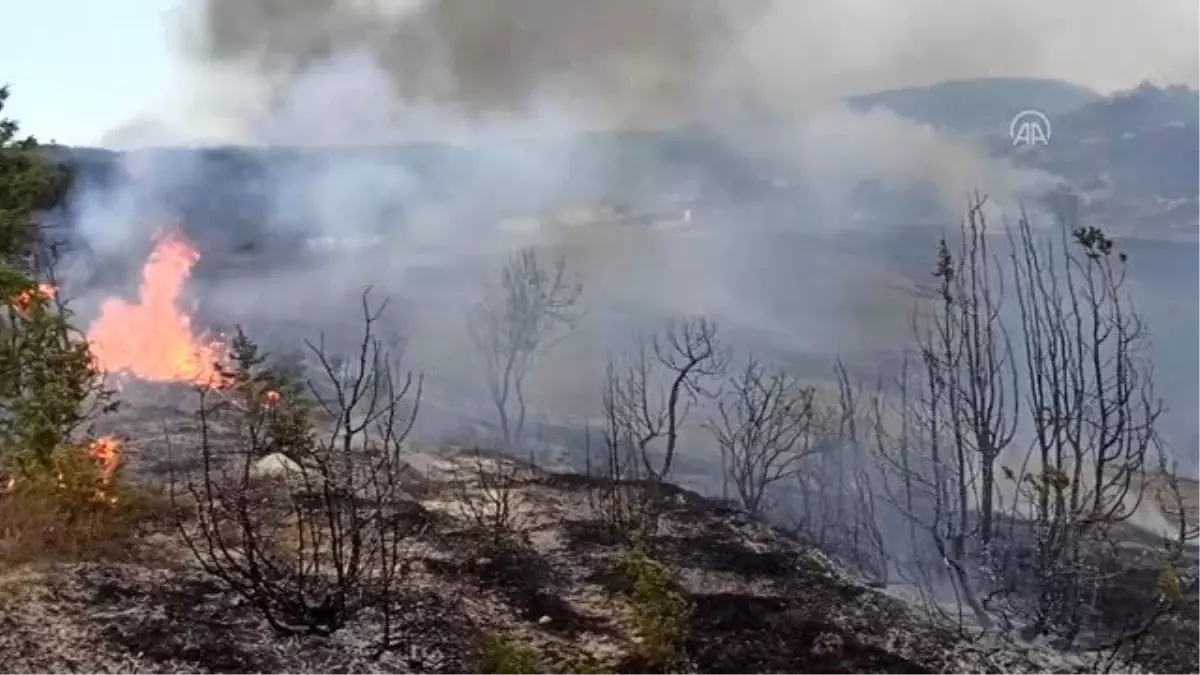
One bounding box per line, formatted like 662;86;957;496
0;87;137;564
478;631;546;674
476;630;618;674
0;442;165;563
621;545;693;672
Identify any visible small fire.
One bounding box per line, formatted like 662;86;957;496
1;436;120;503
11;283;56;313
87;229;229;387
88;435;120;486
264;389;282;407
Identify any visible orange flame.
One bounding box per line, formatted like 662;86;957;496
0;437;121;504
86;230;229;387
87;435;120;486
11;283;56;313
264;389;282;407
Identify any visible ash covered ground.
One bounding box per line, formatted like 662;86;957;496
0;442;1136;674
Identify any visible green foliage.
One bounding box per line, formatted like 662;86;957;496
475;629;614;672
0;86;72;261
621;545;693;672
477;632;547;674
216;327;314;460
1155;566;1184;605
0;442;163;564
0;289;114;473
1073;225;1115;258
0;86;114;478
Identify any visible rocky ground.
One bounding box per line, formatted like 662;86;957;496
0;441;1114;674
1;396;1194;674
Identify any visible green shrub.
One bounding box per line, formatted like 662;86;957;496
476;630;618;674
478;631;546;674
621;546;693;672
0;87;131;566
0;442;165;564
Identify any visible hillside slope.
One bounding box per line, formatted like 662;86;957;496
845;77;1103;136
0;443;1118;674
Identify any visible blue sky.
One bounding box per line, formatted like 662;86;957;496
0;0;182;146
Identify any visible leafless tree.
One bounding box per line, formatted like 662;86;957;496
467;248;581;453
872;352;995;633
917;194;1019;547
870;197;1171;648
998;212;1162;642
604;318;730;484
780;360;892;586
831;361;891;584
862;199;1015;632
171;291;426;654
1152;448;1199;560
583;362;660;543
705;357;824;516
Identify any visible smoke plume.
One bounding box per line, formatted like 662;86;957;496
102;0;1195;144
71;0;1198;459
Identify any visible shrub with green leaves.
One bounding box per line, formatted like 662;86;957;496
476;630;617;674
0;440;166;563
216;327;315;461
0;85;116;481
477;631;546;674
621;545;693;672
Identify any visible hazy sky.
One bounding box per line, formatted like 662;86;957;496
0;0;182;145
1;0;1197;147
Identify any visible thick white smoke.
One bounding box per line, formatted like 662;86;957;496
67;0;1196;456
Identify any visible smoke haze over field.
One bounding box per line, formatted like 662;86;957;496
61;0;1199;471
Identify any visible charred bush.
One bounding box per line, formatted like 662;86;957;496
170;290;426;653
449;445;535;553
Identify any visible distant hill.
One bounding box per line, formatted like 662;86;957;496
845;77;1103;136
844;78;1198;241
43;78;1199;255
995;82;1199;240
1057;82;1199;137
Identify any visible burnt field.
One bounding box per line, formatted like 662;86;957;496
4;123;1190;673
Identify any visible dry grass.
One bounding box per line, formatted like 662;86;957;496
0;476;173;565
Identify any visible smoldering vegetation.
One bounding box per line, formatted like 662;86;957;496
9;0;1197;672
54;163;1198;672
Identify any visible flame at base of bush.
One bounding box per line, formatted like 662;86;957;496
11;283;55;314
2;435;122;506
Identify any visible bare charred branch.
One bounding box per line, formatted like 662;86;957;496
870;194;1171;651
593;317;730;494
449;445;534;552
467;247;582;454
705;357;825;516
583;361;662;542
170;290;425;654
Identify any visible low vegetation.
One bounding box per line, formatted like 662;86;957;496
477;631;547;674
621;545;694;672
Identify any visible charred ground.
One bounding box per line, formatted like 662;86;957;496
0;435;1108;674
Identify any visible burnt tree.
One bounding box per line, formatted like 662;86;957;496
172;290;425;653
467;248;581;454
